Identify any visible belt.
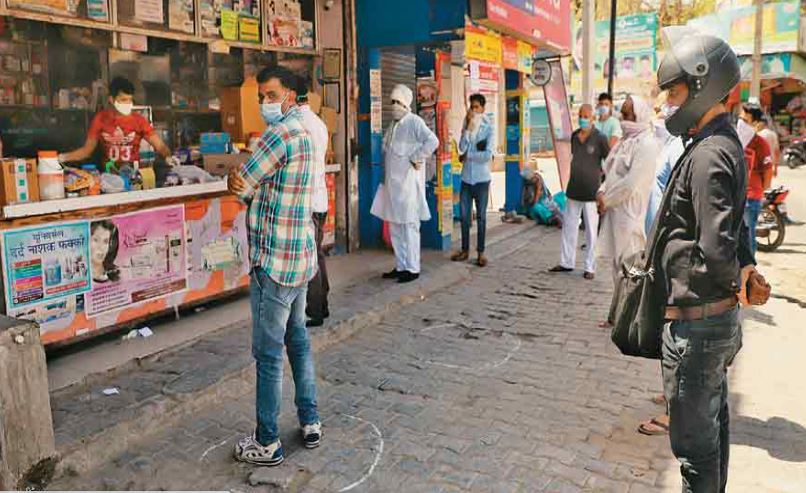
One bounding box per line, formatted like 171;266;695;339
665;296;738;321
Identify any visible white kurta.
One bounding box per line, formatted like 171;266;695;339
598;130;660;265
370;112;439;225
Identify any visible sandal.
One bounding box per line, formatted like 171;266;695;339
637;416;669;436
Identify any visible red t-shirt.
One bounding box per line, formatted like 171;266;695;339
88;109;154;163
745;134;772;201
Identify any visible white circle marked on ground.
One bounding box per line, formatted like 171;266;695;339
336;414;384;492
419;323;522;371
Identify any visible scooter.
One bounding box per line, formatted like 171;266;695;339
783;137;806;169
756;186;789;252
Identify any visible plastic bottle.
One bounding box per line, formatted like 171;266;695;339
118;162;133;192
37;151;65;200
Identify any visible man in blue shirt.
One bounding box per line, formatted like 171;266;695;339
595;93;623;150
451;93;494;267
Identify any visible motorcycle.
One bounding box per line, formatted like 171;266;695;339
756;186;789;252
783;137;806;169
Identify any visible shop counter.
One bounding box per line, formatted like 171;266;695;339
0;182;250;347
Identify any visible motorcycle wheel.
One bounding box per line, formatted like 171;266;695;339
757;207;786;252
785;154;805;169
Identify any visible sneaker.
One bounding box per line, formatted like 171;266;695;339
450;250;469;262
234;435;284;466
302;422;322;449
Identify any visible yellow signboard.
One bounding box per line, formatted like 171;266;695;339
465;25;502;65
517;41;534;74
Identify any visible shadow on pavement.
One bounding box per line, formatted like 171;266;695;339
732;414;806;463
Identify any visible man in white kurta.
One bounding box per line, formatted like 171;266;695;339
370;84;439;283
596;95;659;325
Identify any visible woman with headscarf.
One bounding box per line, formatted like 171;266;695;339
596;95;660;327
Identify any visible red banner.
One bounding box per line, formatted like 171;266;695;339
502;37;519;70
486;0;571;53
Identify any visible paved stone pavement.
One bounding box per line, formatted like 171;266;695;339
49;209;806;492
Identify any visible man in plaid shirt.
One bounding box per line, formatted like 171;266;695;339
228;65;321;467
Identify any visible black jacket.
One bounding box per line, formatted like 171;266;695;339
657;113;755;307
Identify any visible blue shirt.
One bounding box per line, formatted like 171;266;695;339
458;116;494;185
645;136;686;233
595;116;623;142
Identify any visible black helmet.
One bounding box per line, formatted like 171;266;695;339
657;27;740;136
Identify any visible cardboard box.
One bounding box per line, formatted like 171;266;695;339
320;106;338;134
0;158;39;206
203;153;251;177
219;77;266;142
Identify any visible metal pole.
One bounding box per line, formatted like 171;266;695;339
750;0;763;101
607;0;618;97
582;0;595;105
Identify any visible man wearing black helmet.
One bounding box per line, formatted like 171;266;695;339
654;27;770;492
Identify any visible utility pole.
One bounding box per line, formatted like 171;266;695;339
582;0;595;104
750;0;764;101
607;0;618;97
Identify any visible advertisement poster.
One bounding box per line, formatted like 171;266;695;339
571;13;658;98
200;0;221;37
688;1;800;55
543;59;573;189
185;197;249;292
2;222;91;311
482;0;571;53
86;206;188;317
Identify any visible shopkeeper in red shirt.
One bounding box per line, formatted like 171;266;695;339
59;77;176;166
738;103;773;255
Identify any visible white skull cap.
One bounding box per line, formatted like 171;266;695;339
391;84;414;110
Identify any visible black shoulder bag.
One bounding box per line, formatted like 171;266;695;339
609;137;700;359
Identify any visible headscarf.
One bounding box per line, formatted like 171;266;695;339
390;84;413;110
620;95;654;139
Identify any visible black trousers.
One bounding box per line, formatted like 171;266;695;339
306;212;330;321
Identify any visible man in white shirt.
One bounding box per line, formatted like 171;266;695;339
297;79;331;327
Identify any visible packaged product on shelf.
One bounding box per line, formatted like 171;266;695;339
64;167;94;196
81;164;101;195
37;151;65;201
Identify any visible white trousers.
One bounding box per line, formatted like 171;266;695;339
560;198;600;273
389;222;421;274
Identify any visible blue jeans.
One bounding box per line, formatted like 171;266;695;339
250;268;319;446
662;307;742;493
460;181;490;253
745;199;762;255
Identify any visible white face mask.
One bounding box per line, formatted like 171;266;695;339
391;105;409;121
114;101;133;116
737;119;756;149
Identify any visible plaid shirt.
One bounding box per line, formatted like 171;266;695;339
236;106;317;287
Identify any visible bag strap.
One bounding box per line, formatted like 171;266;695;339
641;136;710;271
